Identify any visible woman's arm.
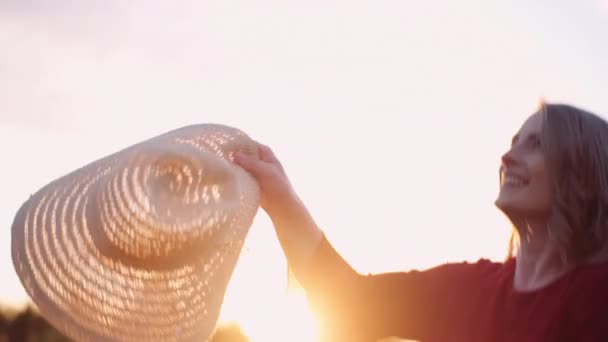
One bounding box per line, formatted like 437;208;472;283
235;144;495;341
234;144;324;272
297;233;498;342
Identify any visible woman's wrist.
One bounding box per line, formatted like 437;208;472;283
265;193;324;268
265;190;305;220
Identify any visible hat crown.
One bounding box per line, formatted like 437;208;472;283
91;142;242;267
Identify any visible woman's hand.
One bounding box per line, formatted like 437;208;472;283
234;143;300;217
235;142;324;269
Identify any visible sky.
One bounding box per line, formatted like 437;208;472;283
1;0;608;340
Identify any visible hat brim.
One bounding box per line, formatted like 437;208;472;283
12;124;260;341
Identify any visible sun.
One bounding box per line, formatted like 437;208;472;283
219;278;318;342
217;227;319;342
238;289;318;342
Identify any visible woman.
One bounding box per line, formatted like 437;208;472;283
235;103;608;342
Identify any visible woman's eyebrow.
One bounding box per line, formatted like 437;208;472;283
511;134;519;146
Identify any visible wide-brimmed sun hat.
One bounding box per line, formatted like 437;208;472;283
11;124;260;341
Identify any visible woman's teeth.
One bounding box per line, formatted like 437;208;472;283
504;175;528;187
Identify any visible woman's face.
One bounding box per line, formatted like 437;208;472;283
495;112;553;220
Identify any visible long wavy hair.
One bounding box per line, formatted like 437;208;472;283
507;103;608;264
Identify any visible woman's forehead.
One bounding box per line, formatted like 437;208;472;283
517;112;543;135
510;112;543;144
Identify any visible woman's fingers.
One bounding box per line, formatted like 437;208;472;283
234;152;263;175
235;143;296;213
256;143;288;176
258;143;279;163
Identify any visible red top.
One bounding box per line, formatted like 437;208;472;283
297;236;608;342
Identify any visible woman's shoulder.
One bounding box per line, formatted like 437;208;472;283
425;257;511;271
414;257;514;286
445;257;514;275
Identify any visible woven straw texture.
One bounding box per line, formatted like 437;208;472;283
11;124;260;341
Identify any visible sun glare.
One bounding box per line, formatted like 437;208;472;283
217;227;319;342
220;279;318;342
239;289;318;342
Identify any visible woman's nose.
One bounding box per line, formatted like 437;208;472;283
501;148;517;167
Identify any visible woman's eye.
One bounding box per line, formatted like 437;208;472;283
528;136;541;148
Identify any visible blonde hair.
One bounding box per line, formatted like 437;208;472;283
507;102;608;264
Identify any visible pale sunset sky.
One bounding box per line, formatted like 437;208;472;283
1;1;608;340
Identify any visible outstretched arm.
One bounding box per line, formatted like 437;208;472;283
235;143;495;341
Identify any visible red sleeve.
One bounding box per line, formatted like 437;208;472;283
296;235;500;342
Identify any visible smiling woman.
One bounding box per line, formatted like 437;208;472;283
235;102;608;342
501;104;608;265
496;111;551;221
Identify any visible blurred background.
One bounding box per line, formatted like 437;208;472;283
2;0;607;340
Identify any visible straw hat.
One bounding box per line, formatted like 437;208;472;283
11;124;260;341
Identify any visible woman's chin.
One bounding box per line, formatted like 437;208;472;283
494;197;512;212
495;197;525;216
494;199;550;224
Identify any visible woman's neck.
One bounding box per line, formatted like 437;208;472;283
512;217;575;292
